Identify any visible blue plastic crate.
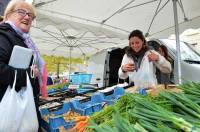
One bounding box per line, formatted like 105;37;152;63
70;74;92;85
70;96;104;115
40;102;75;132
103;87;125;104
77;88;93;94
48;88;57;94
41;116;75;132
70;99;94;115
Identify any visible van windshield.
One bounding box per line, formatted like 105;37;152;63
161;39;200;62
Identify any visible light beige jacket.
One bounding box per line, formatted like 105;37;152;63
118;50;172;82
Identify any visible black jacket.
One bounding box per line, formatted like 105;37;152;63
0;23;40;101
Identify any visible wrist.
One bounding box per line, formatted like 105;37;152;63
121;66;126;73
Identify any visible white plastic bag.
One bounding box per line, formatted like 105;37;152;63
0;71;28;132
0;71;38;132
18;72;39;132
133;56;157;89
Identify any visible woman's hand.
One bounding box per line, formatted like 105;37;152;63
148;52;159;62
122;63;135;72
31;64;39;78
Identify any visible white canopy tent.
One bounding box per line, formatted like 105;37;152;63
30;0;200;83
30;12;128;57
31;0;200;57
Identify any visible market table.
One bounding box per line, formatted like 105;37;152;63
125;84;182;96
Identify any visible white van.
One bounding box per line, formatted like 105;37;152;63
87;48;125;87
87;39;200;87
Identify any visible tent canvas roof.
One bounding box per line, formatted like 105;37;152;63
31;0;200;57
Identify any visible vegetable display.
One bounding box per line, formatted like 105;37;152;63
89;82;200;132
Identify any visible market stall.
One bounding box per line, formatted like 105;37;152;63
39;82;200;132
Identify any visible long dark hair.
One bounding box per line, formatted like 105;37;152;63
159;45;170;61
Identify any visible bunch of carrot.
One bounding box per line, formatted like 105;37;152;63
73;116;89;132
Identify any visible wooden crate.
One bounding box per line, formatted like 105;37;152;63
125;84;182;96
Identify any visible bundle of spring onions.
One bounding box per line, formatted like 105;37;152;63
130;95;200;132
178;82;200;104
89;82;200;132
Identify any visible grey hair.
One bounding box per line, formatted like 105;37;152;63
3;0;36;21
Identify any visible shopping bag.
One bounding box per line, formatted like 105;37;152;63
133;56;157;89
18;72;39;132
0;71;39;132
0;71;28;132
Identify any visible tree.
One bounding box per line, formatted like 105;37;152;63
42;55;88;74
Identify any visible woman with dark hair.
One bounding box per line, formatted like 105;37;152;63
158;45;171;61
156;44;172;84
118;29;171;87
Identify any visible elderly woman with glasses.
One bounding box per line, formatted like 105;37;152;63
0;0;46;131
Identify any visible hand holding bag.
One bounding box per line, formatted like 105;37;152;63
133;56;157;89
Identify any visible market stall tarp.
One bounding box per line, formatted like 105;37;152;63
31;0;200;57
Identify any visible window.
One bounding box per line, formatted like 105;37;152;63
160;39;200;62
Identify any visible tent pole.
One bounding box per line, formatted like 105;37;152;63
69;47;72;80
172;0;182;84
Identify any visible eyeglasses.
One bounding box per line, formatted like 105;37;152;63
13;9;36;20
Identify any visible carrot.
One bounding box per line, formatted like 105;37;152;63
78;126;85;132
75;116;88;122
74;122;87;131
74;119;89;131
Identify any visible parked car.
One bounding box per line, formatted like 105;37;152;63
87;39;200;87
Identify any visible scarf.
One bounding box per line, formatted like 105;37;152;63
125;45;149;71
6;21;48;97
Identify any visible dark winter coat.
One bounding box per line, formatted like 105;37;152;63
0;23;40;101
